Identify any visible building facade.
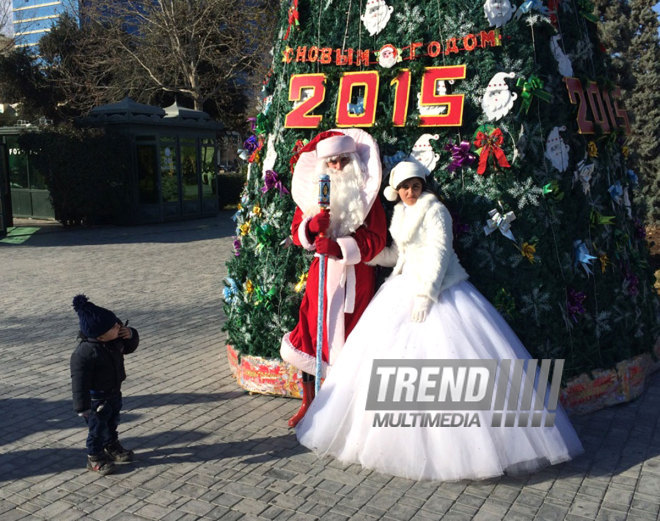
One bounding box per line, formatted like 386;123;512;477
12;0;73;50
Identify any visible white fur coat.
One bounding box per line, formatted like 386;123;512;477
371;192;468;300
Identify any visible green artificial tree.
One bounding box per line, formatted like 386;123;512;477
223;0;659;381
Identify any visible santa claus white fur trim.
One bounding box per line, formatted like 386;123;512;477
280;332;327;377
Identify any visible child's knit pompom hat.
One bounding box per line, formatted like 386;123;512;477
72;294;118;338
383;160;429;202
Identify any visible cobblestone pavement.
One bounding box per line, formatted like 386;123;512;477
1;214;659;521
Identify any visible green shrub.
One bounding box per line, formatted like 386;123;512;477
217;167;246;209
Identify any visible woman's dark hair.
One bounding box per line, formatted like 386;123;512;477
395;176;427;191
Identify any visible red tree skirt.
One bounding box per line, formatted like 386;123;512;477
226;344;659;415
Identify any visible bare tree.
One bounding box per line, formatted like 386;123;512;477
0;0;14;54
82;0;277;115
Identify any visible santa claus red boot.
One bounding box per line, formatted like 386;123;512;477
288;379;315;428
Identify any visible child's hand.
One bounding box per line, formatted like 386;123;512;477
118;326;133;339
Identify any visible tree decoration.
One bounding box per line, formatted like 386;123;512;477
547;0;561;28
587;140;598;158
608;181;623;205
573;158;594;194
483;0;516;27
577;0;598;23
481;72;518;121
376;44;403;69
262;134;278;172
223;278;239;304
417;81;450;116
573;240;597;275
244;279;255;297
567;288;587;322
444;141;477;172
294;273;308;293
521;241;536;263
254;286;277;309
494;288;516;319
544;126;570;172
623;267;640;297
515;0;549;19
516;75;551;114
409;134;441;173
542;180;564;201
473;126;511;175
598;253;609;274
589;209;615;227
483;208;516;241
361;0;393;36
283;0;299;41
550;35;574;77
262;170;290;195
232;237;242;257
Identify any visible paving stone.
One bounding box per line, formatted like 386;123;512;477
1;215;659;521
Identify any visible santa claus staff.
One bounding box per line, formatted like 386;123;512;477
315;173;330;394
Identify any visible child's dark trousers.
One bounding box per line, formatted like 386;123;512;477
86;393;122;456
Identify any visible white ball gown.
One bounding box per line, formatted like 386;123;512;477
295;274;584;481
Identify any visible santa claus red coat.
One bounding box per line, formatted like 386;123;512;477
280;129;387;376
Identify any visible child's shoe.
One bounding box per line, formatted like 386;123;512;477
87;454;116;475
104;440;134;462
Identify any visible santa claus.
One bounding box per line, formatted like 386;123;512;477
361;0;393;36
376;44;401;69
281;129;387;427
484;0;516;27
481;72;518;121
545;126;570;172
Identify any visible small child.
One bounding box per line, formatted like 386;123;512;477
70;294;139;475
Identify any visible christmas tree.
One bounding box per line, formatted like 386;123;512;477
223;0;659;381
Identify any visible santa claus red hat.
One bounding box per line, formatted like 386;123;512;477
316;135;356;159
485;72;516;92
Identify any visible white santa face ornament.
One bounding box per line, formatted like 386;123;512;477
482;72;518;121
484;0;516;27
361;0;393;36
418;80;449;116
550;35;574;77
545;126;570;172
409;134;440;173
377;44;400;69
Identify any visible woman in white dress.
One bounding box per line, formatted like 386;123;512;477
295;161;584;481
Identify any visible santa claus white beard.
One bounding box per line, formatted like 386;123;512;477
378;53;397;68
482;89;516;121
313;160;367;238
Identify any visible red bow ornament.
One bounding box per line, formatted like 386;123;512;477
473;128;511;175
284;0;300;41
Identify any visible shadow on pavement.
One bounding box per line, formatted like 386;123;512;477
0;391;248;447
0;213;238;248
0;433;305;482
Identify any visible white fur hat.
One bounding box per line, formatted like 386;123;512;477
316;135;356;159
383;161;428;201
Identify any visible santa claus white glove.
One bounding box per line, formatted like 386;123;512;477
411;296;433;323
